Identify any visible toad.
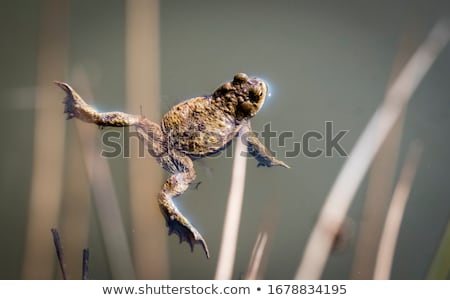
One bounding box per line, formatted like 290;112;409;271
55;73;289;258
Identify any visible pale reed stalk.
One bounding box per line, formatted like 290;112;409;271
295;20;450;280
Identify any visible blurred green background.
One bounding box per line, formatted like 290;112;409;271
0;0;449;279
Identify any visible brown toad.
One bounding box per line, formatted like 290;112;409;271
55;73;289;258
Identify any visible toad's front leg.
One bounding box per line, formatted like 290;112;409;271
158;154;209;258
242;124;290;168
55;81;140;127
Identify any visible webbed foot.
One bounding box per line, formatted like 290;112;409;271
54;81;89;121
159;192;210;258
54;81;138;127
257;157;290;169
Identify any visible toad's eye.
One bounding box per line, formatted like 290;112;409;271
233;73;249;84
249;86;263;102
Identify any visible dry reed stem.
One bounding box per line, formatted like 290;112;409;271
59;117;91;279
73;74;135;279
82;248;89;280
215;132;248;280
351;31;417;279
51;228;68;280
295;20;450;280
244;198;279;280
245;231;269;280
426;221;450;279
22;0;69;279
373;142;423;279
350;117;404;278
76;122;135;279
125;0;169;279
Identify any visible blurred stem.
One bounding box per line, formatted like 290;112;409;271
215;131;248;280
71;71;135;279
22;0;68;279
244;198;279;280
427;222;450;279
59;123;91;279
295;20;450;280
125;0;169;279
351;31;414;278
245;232;268;280
76;121;135;279
373;142;422;279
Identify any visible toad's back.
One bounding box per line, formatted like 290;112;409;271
161;96;239;157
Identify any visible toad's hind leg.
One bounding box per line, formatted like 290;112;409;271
158;154;209;258
54;81;139;127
